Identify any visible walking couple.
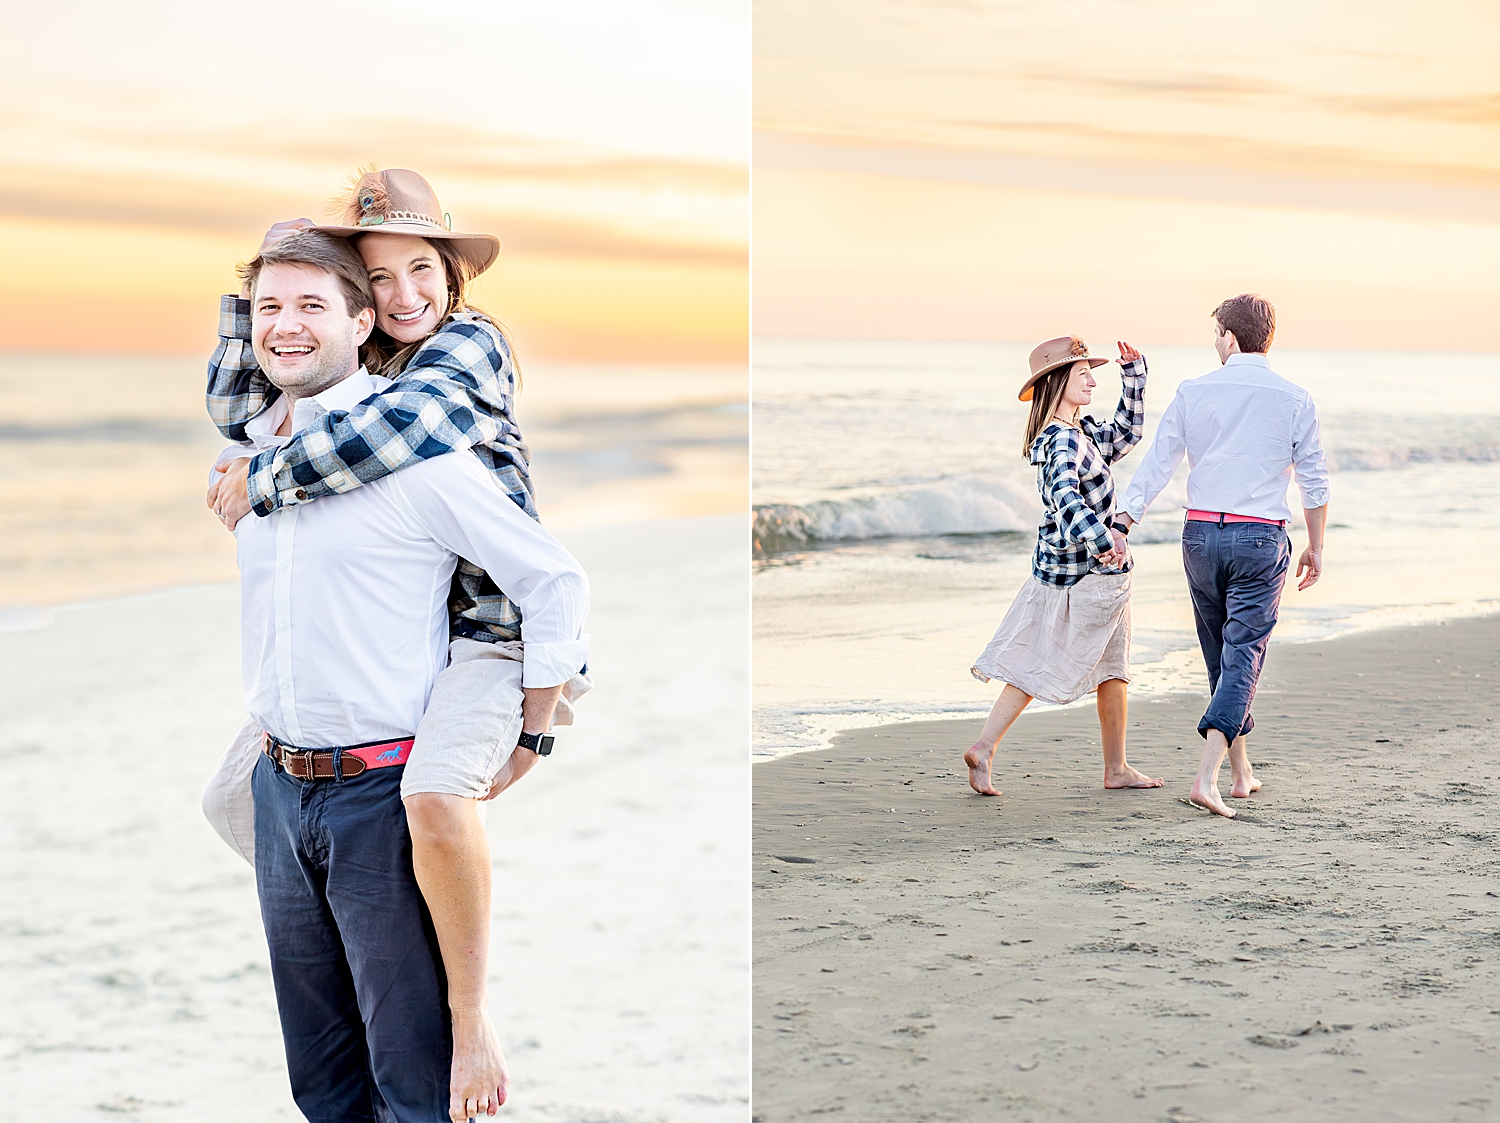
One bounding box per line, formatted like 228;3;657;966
198;168;591;1120
966;294;1330;818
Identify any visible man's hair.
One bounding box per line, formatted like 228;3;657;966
237;231;375;317
1212;293;1275;354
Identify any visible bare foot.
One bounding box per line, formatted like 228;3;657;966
963;744;1001;797
1188;781;1236;819
1230;774;1262;798
1104;764;1164;789
449;1010;509;1121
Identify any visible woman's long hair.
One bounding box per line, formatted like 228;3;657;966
360;237;523;388
1021;362;1081;457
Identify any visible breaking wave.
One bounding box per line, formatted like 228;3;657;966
1327;443;1500;471
753;475;1037;554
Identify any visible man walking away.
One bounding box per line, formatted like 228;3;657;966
1116;294;1329;818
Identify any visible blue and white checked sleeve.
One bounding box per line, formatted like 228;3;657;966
206;295;279;443
243;316;533;519
1080;357;1146;464
1042;430;1115;557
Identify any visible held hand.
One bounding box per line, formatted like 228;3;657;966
1117;340;1143;365
213;458;253;531
1096;528;1130;568
1296;546;1322;591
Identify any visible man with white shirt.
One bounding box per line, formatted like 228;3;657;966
227;231;588;1120
1116;294;1329;819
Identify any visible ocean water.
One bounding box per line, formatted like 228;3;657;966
0;354;745;619
752;337;1500;758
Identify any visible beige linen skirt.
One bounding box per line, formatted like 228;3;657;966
970;572;1132;705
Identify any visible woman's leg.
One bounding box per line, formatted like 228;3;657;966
963;684;1032;796
1097;679;1163;789
400;643;526;1120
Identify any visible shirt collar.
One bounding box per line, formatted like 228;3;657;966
1223;352;1270;368
242;366;382;449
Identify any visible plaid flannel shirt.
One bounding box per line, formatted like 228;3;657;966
1028;358;1147;588
207;295;535;642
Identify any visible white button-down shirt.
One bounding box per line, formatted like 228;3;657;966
1120;352;1331;523
226;367;589;750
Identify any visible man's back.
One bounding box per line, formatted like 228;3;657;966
1121;352;1329;523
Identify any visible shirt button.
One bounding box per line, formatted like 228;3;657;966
294;489;308;501
278;563;288;572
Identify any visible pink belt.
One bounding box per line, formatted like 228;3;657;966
1185;509;1287;528
264;733;414;780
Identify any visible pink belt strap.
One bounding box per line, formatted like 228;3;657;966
1185;509;1287;527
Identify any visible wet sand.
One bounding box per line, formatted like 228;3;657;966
753;615;1500;1122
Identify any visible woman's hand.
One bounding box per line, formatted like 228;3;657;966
209;458;253;531
1117;341;1143;365
258;218;315;254
239;219;315;297
1095;527;1130;568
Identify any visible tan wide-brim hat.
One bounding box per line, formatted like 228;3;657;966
308;168;500;278
1018;335;1109;402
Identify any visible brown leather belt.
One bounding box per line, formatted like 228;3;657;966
263;733;415;781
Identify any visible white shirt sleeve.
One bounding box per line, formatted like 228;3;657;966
391;453;591;688
1291;393;1331;510
1120;389;1188;522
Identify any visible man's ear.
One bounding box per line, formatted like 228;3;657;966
354;306;376;346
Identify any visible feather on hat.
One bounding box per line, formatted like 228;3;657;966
308;167;500;277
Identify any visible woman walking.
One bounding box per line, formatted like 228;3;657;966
965;336;1163;797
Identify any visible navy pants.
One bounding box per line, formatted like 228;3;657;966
252;753;450;1122
1181;520;1292;743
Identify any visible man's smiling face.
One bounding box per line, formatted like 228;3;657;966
251;262;375;399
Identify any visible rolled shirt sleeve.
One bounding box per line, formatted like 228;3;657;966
390;453;589;688
1119;389;1188;522
1291;393;1331;509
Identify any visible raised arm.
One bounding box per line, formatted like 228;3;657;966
1043;430;1115;558
1082;350;1147;463
242;316;531;518
206;295;279;442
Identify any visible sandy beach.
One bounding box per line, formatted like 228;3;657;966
753;614;1500;1122
0;515;748;1123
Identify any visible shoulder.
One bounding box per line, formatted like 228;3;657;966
393;446;489;487
406;314;510;370
1031;423;1080;464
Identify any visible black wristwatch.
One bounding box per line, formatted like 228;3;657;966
1110;520;1131;536
517;731;554;757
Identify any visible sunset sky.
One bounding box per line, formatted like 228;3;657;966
0;0;747;361
755;0;1499;351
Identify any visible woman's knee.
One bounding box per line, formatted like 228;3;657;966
403;791;477;848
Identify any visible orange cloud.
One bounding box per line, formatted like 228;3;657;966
753;0;1500;349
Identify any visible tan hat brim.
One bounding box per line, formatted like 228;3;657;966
306;222;500;277
1018;355;1109;402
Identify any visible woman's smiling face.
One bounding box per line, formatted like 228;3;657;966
356;233;448;343
1059;360;1096;412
